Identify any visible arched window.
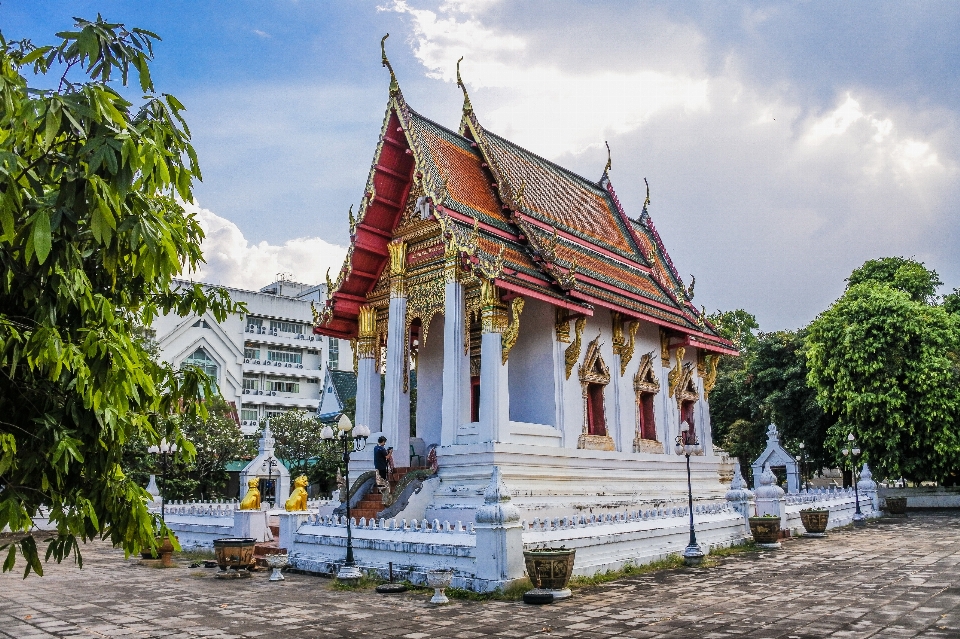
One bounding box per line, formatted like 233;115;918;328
182;347;219;381
633;352;661;453
578;335;614;451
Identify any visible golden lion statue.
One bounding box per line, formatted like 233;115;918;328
239;479;261;510
284;475;309;511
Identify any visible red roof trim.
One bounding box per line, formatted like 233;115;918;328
494;278;594;315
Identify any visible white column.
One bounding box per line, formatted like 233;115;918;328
441;260;469;446
478;281;508;444
354;305;381;435
382;240;410;467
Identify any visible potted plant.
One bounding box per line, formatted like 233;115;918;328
885;496;907;516
799;508;830;536
748;514;781;547
522;547;576;598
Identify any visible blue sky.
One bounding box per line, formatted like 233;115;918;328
5;1;959;330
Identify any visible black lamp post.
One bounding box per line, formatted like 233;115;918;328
265;455;277;506
320;414;370;580
148;438;179;520
674;420;704;566
841;432;866;528
796;442;808;492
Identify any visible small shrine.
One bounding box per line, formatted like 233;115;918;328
239;423;289;507
751;424;800;494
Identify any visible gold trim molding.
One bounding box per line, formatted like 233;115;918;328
564;316;586;380
501;296;525;364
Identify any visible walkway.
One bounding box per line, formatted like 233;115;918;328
0;513;958;638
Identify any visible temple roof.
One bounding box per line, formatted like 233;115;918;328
315;55;735;356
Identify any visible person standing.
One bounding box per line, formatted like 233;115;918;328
374;436;389;481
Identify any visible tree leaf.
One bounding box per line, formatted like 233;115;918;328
32;210;52;264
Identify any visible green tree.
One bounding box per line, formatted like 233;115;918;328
706;309;758;454
708;308;835;480
847;256;942;303
806;263;960;484
269;410;327;478
179;397;255;499
0;18;242;574
268;410;341;495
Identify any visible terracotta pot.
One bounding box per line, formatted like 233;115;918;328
748;517;781;544
213;537;257;571
799;510;829;534
885;496;907;515
523;548;576;590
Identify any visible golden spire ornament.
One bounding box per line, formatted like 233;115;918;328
456;56;473;115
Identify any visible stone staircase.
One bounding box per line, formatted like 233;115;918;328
349;466;419;521
253;522;283;567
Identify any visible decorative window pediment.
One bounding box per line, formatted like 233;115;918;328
578;336;610;386
633;351;660;394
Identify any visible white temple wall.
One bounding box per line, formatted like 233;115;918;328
416;314;444;450
507;298;556;428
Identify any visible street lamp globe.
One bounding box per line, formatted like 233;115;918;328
337;414;353;433
320;425;334;440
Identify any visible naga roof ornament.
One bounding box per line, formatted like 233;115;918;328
456;57;473;115
381;34;401;98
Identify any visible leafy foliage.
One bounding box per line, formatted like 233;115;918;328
847;257;942;303
0;17;242;575
178;397;255;499
269;410;340;493
708;309;835;481
806;274;960;484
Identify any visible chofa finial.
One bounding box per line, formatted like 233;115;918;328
604;140;612;175
381;34;400;97
456;56;473;115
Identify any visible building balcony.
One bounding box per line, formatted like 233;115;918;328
242;326;320;349
239;390;320;410
240;359;323;380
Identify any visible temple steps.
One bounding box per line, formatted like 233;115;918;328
348;466;425;521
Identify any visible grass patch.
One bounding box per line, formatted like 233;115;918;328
446;579;533;602
174;548;216;562
569;541;758;588
570;554;685;588
330;574;387;591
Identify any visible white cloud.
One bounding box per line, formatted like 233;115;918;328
384;0;709;158
183;202;348;291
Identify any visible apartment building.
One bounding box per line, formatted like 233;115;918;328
153;278;353;435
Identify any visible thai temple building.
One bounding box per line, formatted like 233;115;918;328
161;41;878;591
313;40;738;530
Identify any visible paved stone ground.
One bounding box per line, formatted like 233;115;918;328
0;512;959;638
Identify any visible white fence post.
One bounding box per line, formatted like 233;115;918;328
473;466;524;590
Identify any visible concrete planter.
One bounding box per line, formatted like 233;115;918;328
213;537;257;572
885;496;907;515
523;548;576;591
142;535;176;567
426;570;453;604
799;510;829;535
748;517;781;546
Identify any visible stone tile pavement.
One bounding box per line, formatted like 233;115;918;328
0;512;959;638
